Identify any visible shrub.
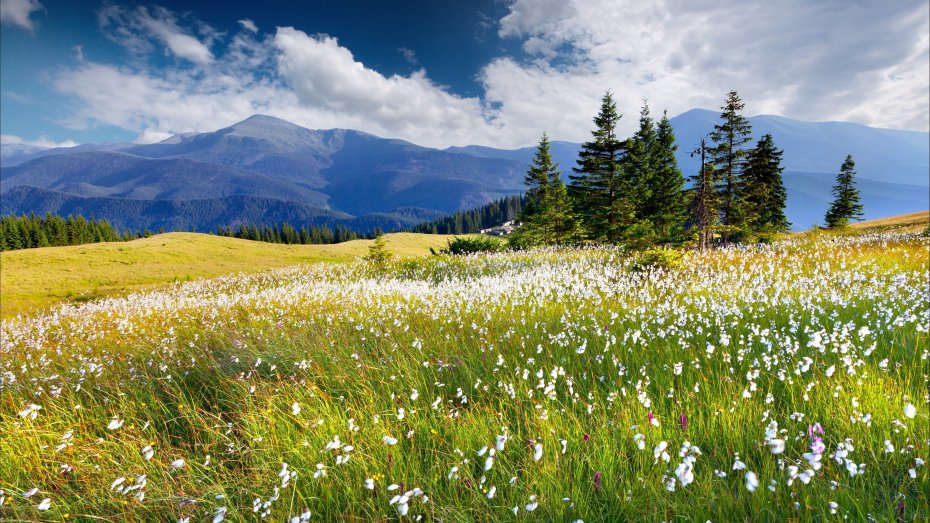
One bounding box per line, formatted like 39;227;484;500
629;247;684;272
432;236;504;255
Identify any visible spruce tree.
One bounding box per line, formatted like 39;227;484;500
825;154;865;228
515;132;558;245
742;134;790;234
644;110;686;241
687;138;718;250
710;91;753;242
624;101;657;221
569;91;629;243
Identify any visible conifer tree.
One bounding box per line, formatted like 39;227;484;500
515;132;580;246
644;110;686;241
569;91;629;243
687;138;718;250
624;102;657;220
824;154;865;228
742;133;790;233
710;91;753;242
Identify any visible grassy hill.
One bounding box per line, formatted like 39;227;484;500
850;210;929;233
0;232;462;318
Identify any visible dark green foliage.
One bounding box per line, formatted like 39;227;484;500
569;91;631;242
215;222;367;245
642;110;687;242
710;91;753;242
742;134;790;233
431;236;504;255
825;154;865;228
513;133;582;246
411;195;524;235
0;213;140;251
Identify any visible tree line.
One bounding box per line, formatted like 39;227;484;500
0;213;147;251
215;222;377;245
513;90;864;249
409;195;524;235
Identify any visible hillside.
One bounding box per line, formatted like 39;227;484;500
0;232;459;318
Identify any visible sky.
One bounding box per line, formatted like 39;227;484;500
1;0;928;149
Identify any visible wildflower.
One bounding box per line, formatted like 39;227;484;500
37;498;52;511
107;417;125;430
526;495;538;511
680;414;687;432
18;404;41;419
768;439;785;454
171;458;186;470
593;472;602;493
744;471;759;492
291;403;301;416
383;436;398;445
903;403;916;419
364;478;374;490
533;442;543;461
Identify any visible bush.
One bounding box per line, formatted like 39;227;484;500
364;235;392;265
431;236;504;255
629;247;684;272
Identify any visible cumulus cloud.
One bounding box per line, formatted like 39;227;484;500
49;2;928;148
0;0;43;30
488;0;930;139
98;5;215;64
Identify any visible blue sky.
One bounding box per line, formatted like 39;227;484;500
1;0;928;148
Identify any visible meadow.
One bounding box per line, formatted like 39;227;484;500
0;232;462;318
1;228;928;521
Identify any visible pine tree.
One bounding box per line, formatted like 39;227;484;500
569;91;629;243
710;91;753;242
742;134;790;234
624;102;657;220
824;154;865;228
687;138;718;250
644;110;686;241
516;132;564;245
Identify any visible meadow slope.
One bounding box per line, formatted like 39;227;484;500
0;232;463;318
1;231;927;521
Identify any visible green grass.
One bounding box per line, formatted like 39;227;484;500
0;232;465;318
1;230;927;521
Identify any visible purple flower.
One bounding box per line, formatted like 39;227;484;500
593;471;602;493
584;433;590;442
680;414;688;432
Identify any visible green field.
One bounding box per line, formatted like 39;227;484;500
0;232;464;318
1;225;927;521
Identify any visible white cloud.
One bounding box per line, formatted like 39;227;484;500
238;18;258;33
0;0;43;30
1;133;78;148
49;2;928;149
487;0;930;140
98;5;214;64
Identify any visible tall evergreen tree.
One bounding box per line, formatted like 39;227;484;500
624;101;657;220
523;132;555;219
687;138;718;251
824;154;865;228
742;134;790;233
569;91;629;242
643;110;686;241
710;91;753;242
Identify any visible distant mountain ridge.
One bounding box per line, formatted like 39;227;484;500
2;112;926;232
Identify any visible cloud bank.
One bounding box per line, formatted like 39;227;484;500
51;1;929;148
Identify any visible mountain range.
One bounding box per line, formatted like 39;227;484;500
2;110;927;232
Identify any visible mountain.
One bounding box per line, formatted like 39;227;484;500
0;186;444;233
1;112;926;232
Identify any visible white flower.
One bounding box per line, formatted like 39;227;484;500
903;404;916;419
525;495;538;512
768;439;785;455
487;485;496;499
171;458;186;470
107;417;125;430
383;436;398;445
18;404;41;419
745;471;759;492
291;402;301;416
364;478;374;490
23;487;39;498
37;498;51;511
828;501;838;514
533;443;543;461
142;445;155;460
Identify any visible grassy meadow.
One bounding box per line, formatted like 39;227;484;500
1;224;928;521
0;232;463;318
